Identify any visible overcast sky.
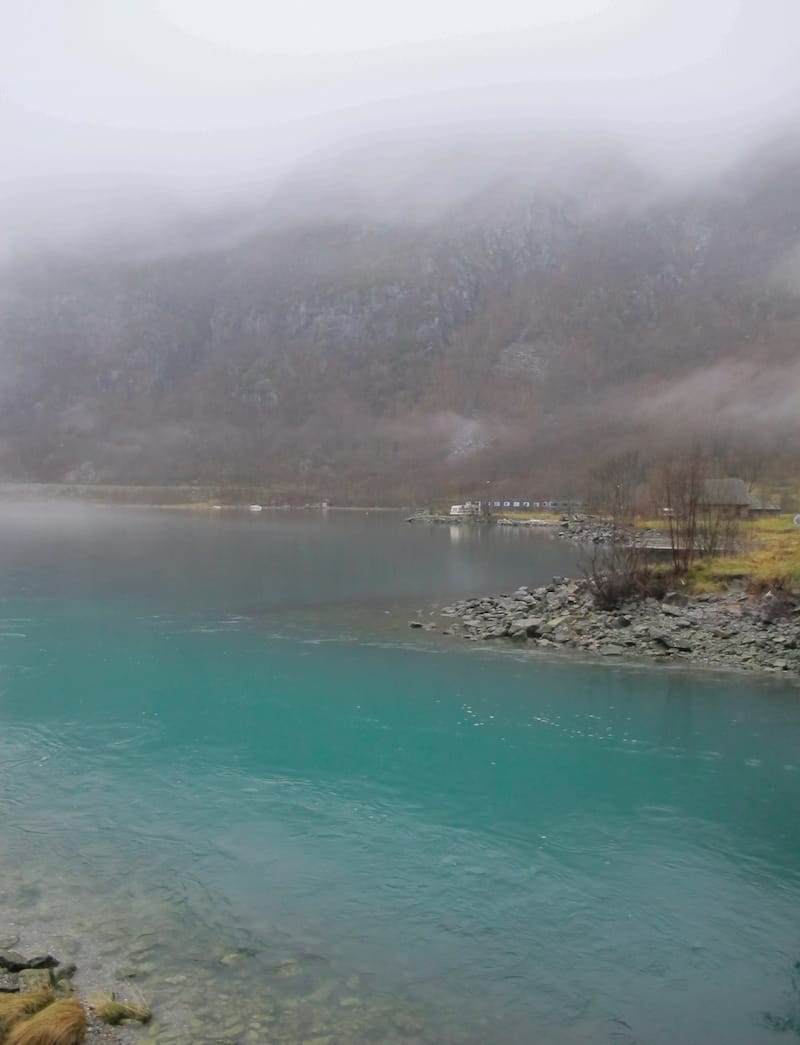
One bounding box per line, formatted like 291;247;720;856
2;0;799;237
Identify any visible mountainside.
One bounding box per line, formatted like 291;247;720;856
3;133;800;502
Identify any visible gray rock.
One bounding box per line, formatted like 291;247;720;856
650;630;674;648
53;963;77;984
609;614;632;629
663;591;689;606
436;575;799;677
0;973;19;993
0;951;28;973
510;617;543;636
17;969;52;992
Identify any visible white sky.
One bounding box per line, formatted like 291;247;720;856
2;0;800;235
5;0;790;133
155;0;616;55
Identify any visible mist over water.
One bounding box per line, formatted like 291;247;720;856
0;508;798;1043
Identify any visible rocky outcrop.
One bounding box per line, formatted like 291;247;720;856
0;944;127;1043
435;579;800;676
554;518;666;545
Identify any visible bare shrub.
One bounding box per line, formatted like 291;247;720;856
583;535;653;610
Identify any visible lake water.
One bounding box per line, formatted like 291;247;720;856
0;504;798;1044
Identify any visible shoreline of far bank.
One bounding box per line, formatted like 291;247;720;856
0;482;412;511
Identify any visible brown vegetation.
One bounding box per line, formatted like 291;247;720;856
582;445;785;604
0;991;54;1040
89;994;151;1026
3;999;85;1045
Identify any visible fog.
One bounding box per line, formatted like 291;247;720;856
2;0;800;494
3;0;800;246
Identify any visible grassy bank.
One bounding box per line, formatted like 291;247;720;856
688;515;800;591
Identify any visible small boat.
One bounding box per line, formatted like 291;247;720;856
248;504;263;512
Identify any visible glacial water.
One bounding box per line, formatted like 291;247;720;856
0;503;799;1044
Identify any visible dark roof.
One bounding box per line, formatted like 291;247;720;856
747;495;780;511
700;478;750;506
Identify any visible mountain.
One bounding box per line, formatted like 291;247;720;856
2;131;800;502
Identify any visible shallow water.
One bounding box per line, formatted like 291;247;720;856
0;504;798;1043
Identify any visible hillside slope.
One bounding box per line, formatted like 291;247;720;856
2;134;800;501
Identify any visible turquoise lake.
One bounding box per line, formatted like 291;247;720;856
0;503;798;1044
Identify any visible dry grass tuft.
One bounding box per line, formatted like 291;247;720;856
4;999;85;1045
0;989;54;1039
89;993;151;1026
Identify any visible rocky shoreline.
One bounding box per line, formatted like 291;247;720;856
0;942;131;1044
421;577;800;677
553;518;666;545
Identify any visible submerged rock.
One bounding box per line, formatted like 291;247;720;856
0;951;57;974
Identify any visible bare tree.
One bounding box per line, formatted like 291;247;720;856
582;451;654;609
696;499;742;559
653;451;704;575
588;450;643;526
